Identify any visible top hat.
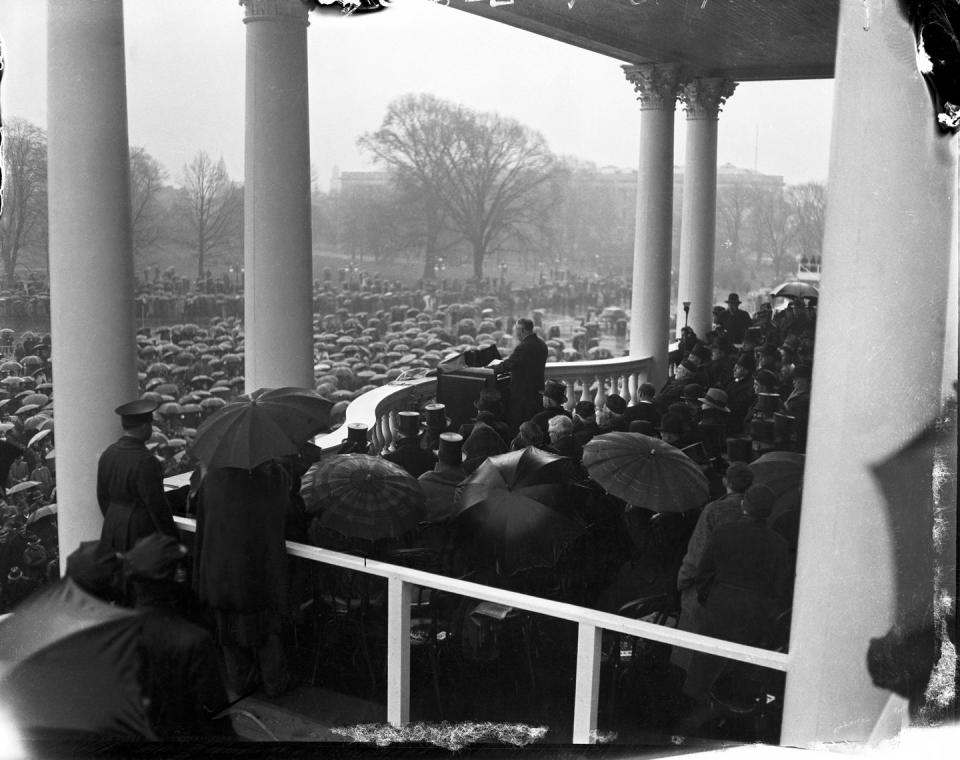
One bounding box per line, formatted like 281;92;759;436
698;388;731;413
396;411;422;438
437;432;464;466
540;380;567;405
423;403;450;432
346;423;369;446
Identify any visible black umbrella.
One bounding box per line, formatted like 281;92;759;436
453;448;585;574
0;578;154;739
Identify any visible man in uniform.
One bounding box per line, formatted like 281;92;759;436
97;399;177;554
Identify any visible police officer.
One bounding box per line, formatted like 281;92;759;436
97;399;177;554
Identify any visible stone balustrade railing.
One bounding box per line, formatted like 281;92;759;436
313;354;652;454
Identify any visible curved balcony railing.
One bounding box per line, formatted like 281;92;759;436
313;354;653;455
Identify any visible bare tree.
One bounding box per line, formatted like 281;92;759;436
360;94;559;280
129;145;168;257
178;151;242;280
0;118;47;285
787;181;826;262
750;185;797;281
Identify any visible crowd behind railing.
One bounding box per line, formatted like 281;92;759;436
0;265;823;742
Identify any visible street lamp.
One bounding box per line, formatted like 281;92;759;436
682;300;691;334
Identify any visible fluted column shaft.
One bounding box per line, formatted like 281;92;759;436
242;0;314;392
623;64;681;387
676;78;736;339
47;0;137;566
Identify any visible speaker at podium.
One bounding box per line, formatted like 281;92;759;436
436;345;510;429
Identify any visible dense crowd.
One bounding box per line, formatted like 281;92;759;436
0;267;826;741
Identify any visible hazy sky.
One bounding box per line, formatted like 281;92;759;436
0;0;834;191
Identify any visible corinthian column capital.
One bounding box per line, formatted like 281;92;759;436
679;78;738;120
241;0;310;24
622;63;683;111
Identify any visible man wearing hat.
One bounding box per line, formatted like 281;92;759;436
418;432;466;525
530;379;571;433
653;360;696;414
495;318;548;432
682;483;792;704
723;357;756;436
97;399;177;554
124;534;232;740
571;400;600;449
716;293;752;344
384;411;437;478
673;462;755;675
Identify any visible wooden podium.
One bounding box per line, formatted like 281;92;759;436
436;346;510;429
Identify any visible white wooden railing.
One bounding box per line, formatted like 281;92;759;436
313;355;653;455
171;515;789;744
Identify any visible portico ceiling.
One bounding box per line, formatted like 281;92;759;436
448;0;840;81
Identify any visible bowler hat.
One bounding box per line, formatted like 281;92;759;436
682;384;704;402
698;388;731;413
605;394;626;415
540;380;567;405
574;400;596;418
396;411;422;438
726;293;741;304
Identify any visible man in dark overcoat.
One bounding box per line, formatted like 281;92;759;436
97;399;177;554
384;411;437;478
496;318;548;432
193;461;293;698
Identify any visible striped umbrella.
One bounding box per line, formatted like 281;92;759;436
302;454;425;541
582;431;709;513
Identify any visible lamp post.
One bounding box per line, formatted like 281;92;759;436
682;300;691;339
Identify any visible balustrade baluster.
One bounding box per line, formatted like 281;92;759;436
572;622;602;744
386;576;411;726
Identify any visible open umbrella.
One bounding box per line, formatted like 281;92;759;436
189;387;332;471
452;447;585;574
0;578;154;738
303;454;425;540
748;451;805;519
582;432;709;513
769;281;819;300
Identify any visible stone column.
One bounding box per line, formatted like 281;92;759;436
242;0;314;392
675;78;736;340
623;64;682;387
780;0;957;747
47;0;138;566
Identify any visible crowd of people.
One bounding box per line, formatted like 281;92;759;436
0;266;824;741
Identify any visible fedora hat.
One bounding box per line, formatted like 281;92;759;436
698;388;730;413
540;379;567;405
726;292;742;304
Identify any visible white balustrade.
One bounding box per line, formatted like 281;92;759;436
313;355;652;453
171;514;790;745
